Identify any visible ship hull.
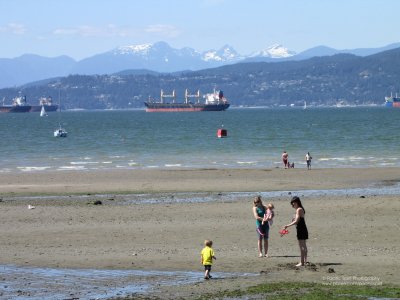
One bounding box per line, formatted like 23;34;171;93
385;101;400;107
0;106;32;113
144;103;230;112
385;102;400;107
29;105;58;112
384;96;400;107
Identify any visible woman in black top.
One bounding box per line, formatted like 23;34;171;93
283;196;308;266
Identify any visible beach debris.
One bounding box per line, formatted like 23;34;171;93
86;200;102;205
305;262;318;271
27;205;35;209
360;195;365;198
328;268;335;273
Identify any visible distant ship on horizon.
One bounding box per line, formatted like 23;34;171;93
0;95;31;113
0;95;58;113
29;96;58;112
384;93;400;107
144;89;230;112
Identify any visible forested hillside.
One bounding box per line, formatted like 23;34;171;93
1;47;399;109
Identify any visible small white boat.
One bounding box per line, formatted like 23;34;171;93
54;125;67;137
54;90;67;137
40;105;48;117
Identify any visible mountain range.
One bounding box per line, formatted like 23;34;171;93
2;46;400;109
1;41;399;88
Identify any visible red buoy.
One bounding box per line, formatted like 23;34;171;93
217;128;227;138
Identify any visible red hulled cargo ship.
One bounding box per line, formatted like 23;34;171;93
144;89;230;112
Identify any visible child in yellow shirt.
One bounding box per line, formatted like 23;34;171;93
200;240;216;280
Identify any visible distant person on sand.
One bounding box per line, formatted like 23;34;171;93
200;240;216;280
283;196;309;267
282;151;289;169
253;196;273;257
305;152;312;170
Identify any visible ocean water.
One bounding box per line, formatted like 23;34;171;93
1;107;399;172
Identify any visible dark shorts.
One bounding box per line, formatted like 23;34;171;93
256;223;270;240
204;265;212;271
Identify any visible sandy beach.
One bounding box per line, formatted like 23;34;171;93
0;167;399;298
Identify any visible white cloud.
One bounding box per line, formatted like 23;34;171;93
145;24;180;37
52;24;180;39
0;23;27;35
53;26;105;37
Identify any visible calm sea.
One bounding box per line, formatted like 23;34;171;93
1;107;399;173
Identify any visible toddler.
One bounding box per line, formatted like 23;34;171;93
262;203;275;227
200;240;216;280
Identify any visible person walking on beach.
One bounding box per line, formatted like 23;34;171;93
283;196;308;267
253;196;273;257
282;151;289;169
201;240;216;280
305;152;312;170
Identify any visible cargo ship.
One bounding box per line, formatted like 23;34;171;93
29;96;58;112
384;93;400;107
0;95;31;113
144;89;230;112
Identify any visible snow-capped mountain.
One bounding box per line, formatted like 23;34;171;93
250;44;297;58
202;45;242;62
1;41;399;88
72;42;244;74
112;43;153;56
112;42;241;62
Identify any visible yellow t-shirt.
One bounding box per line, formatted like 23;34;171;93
201;246;215;265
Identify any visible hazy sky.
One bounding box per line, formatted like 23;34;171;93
1;0;399;60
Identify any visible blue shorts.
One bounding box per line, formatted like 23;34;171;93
256;223;270;240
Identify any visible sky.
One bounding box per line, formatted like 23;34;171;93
0;0;399;60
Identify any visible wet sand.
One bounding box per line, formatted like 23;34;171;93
0;167;399;298
1;167;399;195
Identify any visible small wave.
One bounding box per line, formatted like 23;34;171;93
57;166;87;171
165;164;182;167
348;156;366;161
237;161;257;165
17;166;51;172
70;161;99;165
318;157;347;161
